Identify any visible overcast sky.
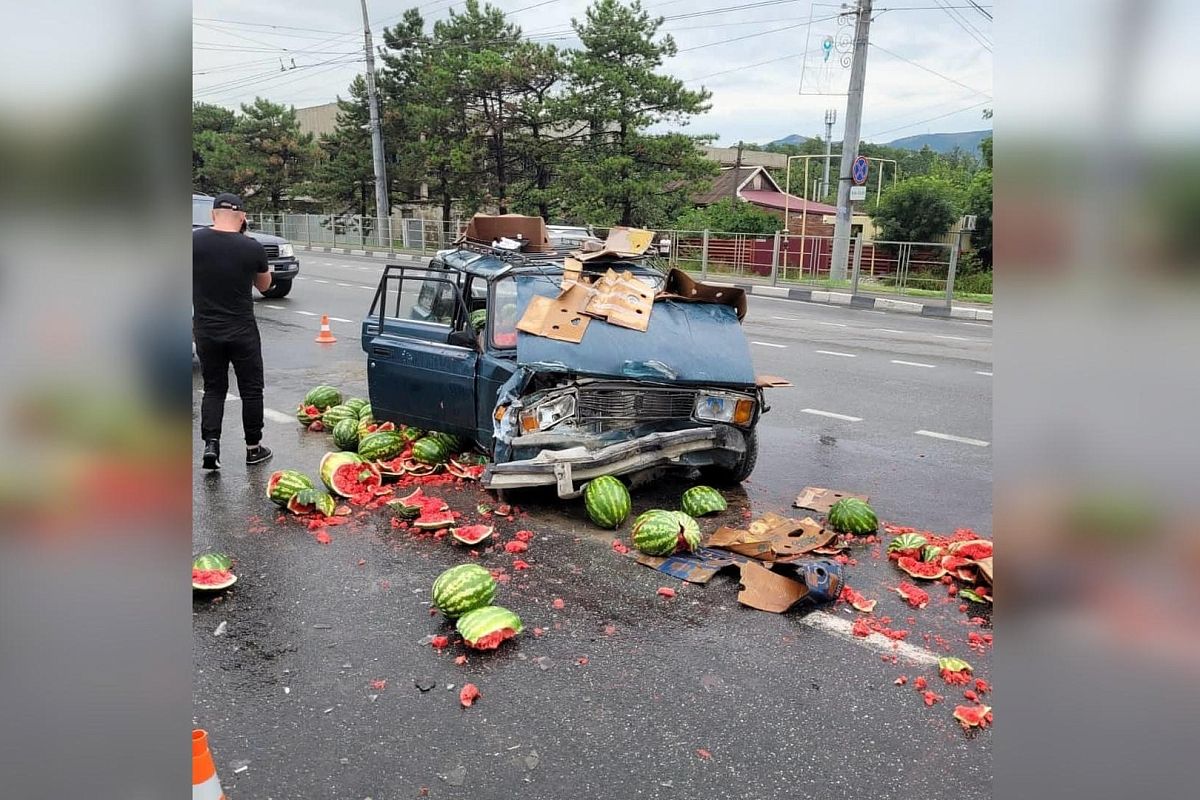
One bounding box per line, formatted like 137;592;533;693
192;0;994;146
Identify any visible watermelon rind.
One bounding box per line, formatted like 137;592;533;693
431;563;497;618
583;476;632;529
304;385;342;411
397;425;423;443
680;486;727;517
887;533;928;553
332;418;360;451
192;552;232;572
192;568;237;591
631;509;685;556
672;511;702;551
343;397;368;415
386;498;423;519
318;451;367;494
414;511;455;530
921;544;944;563
896;555;948;580
451;524;494;545
267;469;315;505
939;656;973;674
827;498;878;534
359;430;405;461
456;605;524;650
288;488;336;517
356;403;373;421
296;403;322;425
953;704;993;730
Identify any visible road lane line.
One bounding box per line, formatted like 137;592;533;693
294;310;317;316
818;322;848;328
801;611;940;666
891;359;936;368
771;316;800;321
263;304;286;310
751;341;787;348
330;316;353;324
313;279;329;284
263;408;295;425
336;283;353;287
915;430;990;447
801;408;863;422
961;321;990;327
861;310;888;315
975;370;993;376
815;350;857;358
934;334;969;341
874;328;905;334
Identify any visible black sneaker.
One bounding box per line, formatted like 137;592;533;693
202;439;221;470
246;444;273;465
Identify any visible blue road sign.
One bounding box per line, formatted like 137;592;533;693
852;155;869;185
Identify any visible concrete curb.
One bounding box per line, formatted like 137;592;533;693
297;245;994;322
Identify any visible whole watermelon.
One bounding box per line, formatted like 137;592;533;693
457;605;523;650
583;476;631;529
332;419;360;451
304;385;342;411
359;430;405;461
671;511;702;551
321;404;358;428
469;309;488;331
428;431;461;453
681;486;727;517
356;403;373;421
343;397;369;415
631;509;685;556
827;498;878;534
431;563;496;619
267;469;315;505
398;425;423;443
412;437;449;465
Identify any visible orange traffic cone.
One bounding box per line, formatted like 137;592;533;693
314;314;337;343
192;729;227;800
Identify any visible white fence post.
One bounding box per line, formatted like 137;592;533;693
770;230;781;287
701;229;709;280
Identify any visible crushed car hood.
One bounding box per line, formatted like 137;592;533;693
514;275;756;386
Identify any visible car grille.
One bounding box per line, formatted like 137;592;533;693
576;387;697;431
263;244;280;258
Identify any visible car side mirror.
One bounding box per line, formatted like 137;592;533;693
447;329;477;350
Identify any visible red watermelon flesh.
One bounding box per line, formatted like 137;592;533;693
953;704;993;730
452;525;493;545
896;556;948;580
376;421;396;432
329;462;382;498
894;581;930;608
192;568;236;589
467;628;519;650
952;540;993;560
940;554;972;572
414;510;456;530
374;456;408;477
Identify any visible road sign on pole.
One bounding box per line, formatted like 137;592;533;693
852;155;869;185
849;185;867;201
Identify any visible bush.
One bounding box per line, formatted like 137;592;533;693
870;176;961;242
674;198;780;235
955;271;992;295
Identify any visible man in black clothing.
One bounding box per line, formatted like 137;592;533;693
193;193;274;469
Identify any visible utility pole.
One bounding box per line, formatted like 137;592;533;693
821;108;837;199
360;0;390;247
830;0;872;280
731;140;744;202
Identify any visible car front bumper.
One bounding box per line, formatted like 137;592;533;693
269;258;300;280
482;425;746;498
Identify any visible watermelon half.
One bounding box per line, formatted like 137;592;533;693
456;605;524;650
896;555;948;580
446;460;485;480
451;524;493;545
319;452;382;498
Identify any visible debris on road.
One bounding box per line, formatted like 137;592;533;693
656;586;676;599
459;683;481;708
793;486;870;514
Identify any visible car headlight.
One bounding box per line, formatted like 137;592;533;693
278;243;294;258
519;394;576;433
694;393;755;426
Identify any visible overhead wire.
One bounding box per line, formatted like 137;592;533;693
863;98;991;140
868;42;991;97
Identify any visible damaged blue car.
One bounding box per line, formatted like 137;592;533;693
362;237;767;498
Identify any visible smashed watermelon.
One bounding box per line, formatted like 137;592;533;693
373;456;408;478
192;568;237;591
839;586;877;613
327;462;382;498
446;460;485;480
894;581;930;608
451;524;493;545
949;539;993;561
953;704;993;732
896;555;948;580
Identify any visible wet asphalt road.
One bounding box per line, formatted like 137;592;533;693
193;254;992;799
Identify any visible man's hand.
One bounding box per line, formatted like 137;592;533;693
254;271;273;293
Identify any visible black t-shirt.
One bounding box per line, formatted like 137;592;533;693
193;227;268;335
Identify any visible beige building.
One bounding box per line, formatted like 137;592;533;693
295;102;339;139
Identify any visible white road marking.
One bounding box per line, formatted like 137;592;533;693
934;334;969;341
874;328;905;334
915;430;990;447
313;279;329;284
336;283;353;287
801;408;863;422
975;370;993;376
263;304;286;310
961;321;990;327
815;350;856;358
359;285;374;290
294;310;317;316
771;316;800;321
818;322;848;328
891;359;936;368
263;408;295;425
358;267;371;270
330;316;353;323
800;611;940;666
861;310;888;315
751;341;787;348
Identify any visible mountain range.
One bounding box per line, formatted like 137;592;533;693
769;129;991;155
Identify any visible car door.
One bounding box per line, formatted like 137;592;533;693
363;266;479;437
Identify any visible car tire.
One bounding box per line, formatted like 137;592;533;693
701;427;758;486
261;278;293;299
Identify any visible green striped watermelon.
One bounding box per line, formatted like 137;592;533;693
357;403;373;421
287;488;336;517
457;605;523;650
318;452;381;497
321;404;358;428
680;485;727;517
304;385;342;411
427;431;461;453
193;553;232;571
827;498;878;534
583;475;631;529
887;533;928;554
296;403;322;425
398;425;423;443
412;437;449;465
267;469;315;505
343;397;369;415
632;510;686;555
469;309;488;330
192;553;236;590
358;430;405;461
431;563;496;619
332;419;360;451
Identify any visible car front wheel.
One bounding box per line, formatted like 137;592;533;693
261;278;293;299
701;427;758;486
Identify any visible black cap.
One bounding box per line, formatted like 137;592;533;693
212;193;244;211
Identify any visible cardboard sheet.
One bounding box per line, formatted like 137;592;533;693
583;269;654;332
658;269;748;321
737;562;808;613
625;547;748;584
755;374;793;388
516;294;590;343
792;487;870;513
573;226;656;262
707;516;836;561
460;214;552;253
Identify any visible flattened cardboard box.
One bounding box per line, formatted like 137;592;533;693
460;213;552;253
793;486;870;514
583;269;654;332
516;293;590;343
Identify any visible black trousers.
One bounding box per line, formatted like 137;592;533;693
195;326;264;445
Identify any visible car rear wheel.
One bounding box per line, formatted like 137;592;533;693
701;427;758;486
261;278;292;299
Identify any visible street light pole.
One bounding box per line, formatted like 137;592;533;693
360;0;390;248
821;108;837;199
830;0;873;280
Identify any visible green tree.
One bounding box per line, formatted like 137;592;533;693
965;166;992;267
506;42;571;221
193;102;236;134
192;129;242;195
234;97;317;212
869;176;961;242
674;198;779;234
561;0;715;226
308;77;376;217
